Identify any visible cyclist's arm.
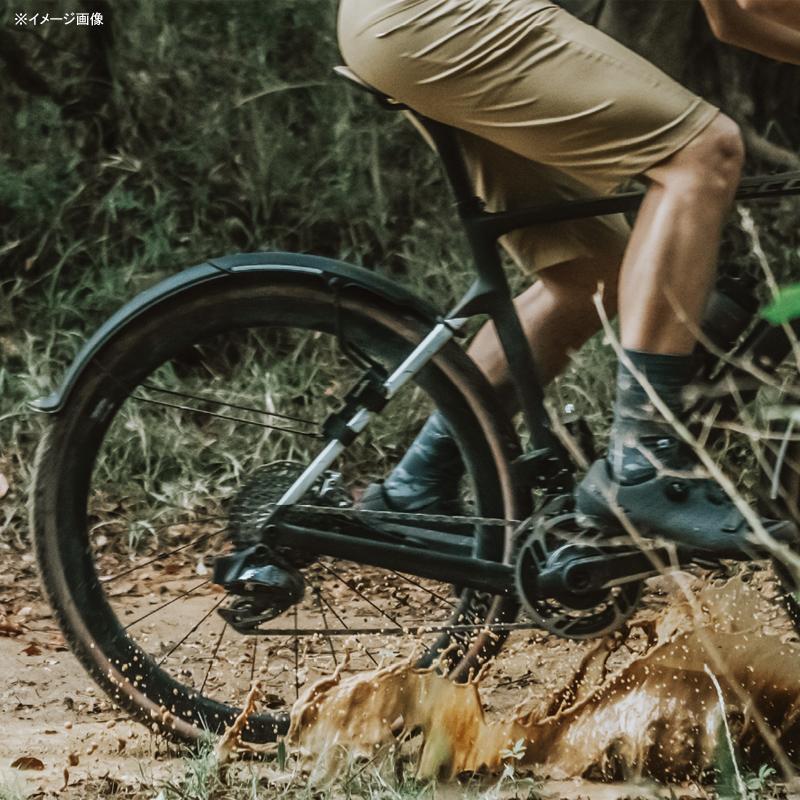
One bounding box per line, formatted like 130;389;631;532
699;0;800;64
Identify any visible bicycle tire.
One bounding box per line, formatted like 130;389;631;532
32;272;527;743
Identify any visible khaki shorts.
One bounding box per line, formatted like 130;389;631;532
337;0;719;273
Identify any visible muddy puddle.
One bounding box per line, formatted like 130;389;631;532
282;573;800;785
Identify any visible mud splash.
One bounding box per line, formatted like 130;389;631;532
288;575;800;783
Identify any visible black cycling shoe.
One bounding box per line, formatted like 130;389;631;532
575;458;799;557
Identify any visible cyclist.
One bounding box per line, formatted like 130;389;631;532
338;0;800;553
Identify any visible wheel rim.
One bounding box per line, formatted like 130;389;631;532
38;282;521;742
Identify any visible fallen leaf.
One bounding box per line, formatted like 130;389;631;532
47;633;68;652
68;753;79;766
11;756;45;770
21;642;42;656
0;617;24;637
62;767;69;790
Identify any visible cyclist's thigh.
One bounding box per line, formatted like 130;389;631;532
337;0;719;193
459;131;629;274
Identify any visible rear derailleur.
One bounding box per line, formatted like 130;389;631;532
213;462;347;634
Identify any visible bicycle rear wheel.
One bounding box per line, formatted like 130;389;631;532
32;273;526;743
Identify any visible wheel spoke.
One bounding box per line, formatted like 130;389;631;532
293;606;300;701
157;594;228;667
132;394;322;438
200;620;228;694
249;637;258;686
317;561;404;630
314;586;339;667
124;579;212;630
142;383;319;427
316;586;378;666
387;569;456;609
103;528;225;583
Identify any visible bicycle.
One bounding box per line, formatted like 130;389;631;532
31;65;800;745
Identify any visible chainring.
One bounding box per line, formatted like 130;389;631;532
514;508;643;640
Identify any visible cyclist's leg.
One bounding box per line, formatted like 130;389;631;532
459;135;628;405
619;115;743;354
468;255;619;406
367;251;623;515
339;0;798;547
366;140;628;515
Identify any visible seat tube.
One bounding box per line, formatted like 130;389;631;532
416;113;567;460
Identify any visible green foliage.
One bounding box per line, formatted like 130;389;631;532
744;764;778;798
3;1;800;551
762;283;800;323
0;0;470;544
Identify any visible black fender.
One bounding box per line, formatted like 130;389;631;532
33;251;440;414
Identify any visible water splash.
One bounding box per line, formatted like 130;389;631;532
287;575;800;784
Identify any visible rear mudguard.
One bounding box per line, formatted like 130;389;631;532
33;251;441;414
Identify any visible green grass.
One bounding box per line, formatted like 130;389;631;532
147;739;541;800
5;0;800;552
0;0;474;546
2;0;800;600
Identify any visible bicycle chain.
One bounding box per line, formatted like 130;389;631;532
275;502;525;530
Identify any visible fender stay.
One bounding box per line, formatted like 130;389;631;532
32;251;440;414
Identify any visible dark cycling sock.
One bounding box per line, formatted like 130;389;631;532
608;348;697;485
382;410;464;511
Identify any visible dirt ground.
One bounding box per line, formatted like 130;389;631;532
1;545;798;800
0;552;173;798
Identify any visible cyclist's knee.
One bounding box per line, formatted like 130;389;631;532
648;114;744;201
541;256;619;315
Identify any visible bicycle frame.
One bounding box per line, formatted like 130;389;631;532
271;106;800;523
425;114;800;458
244;99;800;604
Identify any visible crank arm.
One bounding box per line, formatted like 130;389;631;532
536;545;719;597
272;521;515;596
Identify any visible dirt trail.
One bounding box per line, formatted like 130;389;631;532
3;546;800;798
0;554;175;798
289;574;800;785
